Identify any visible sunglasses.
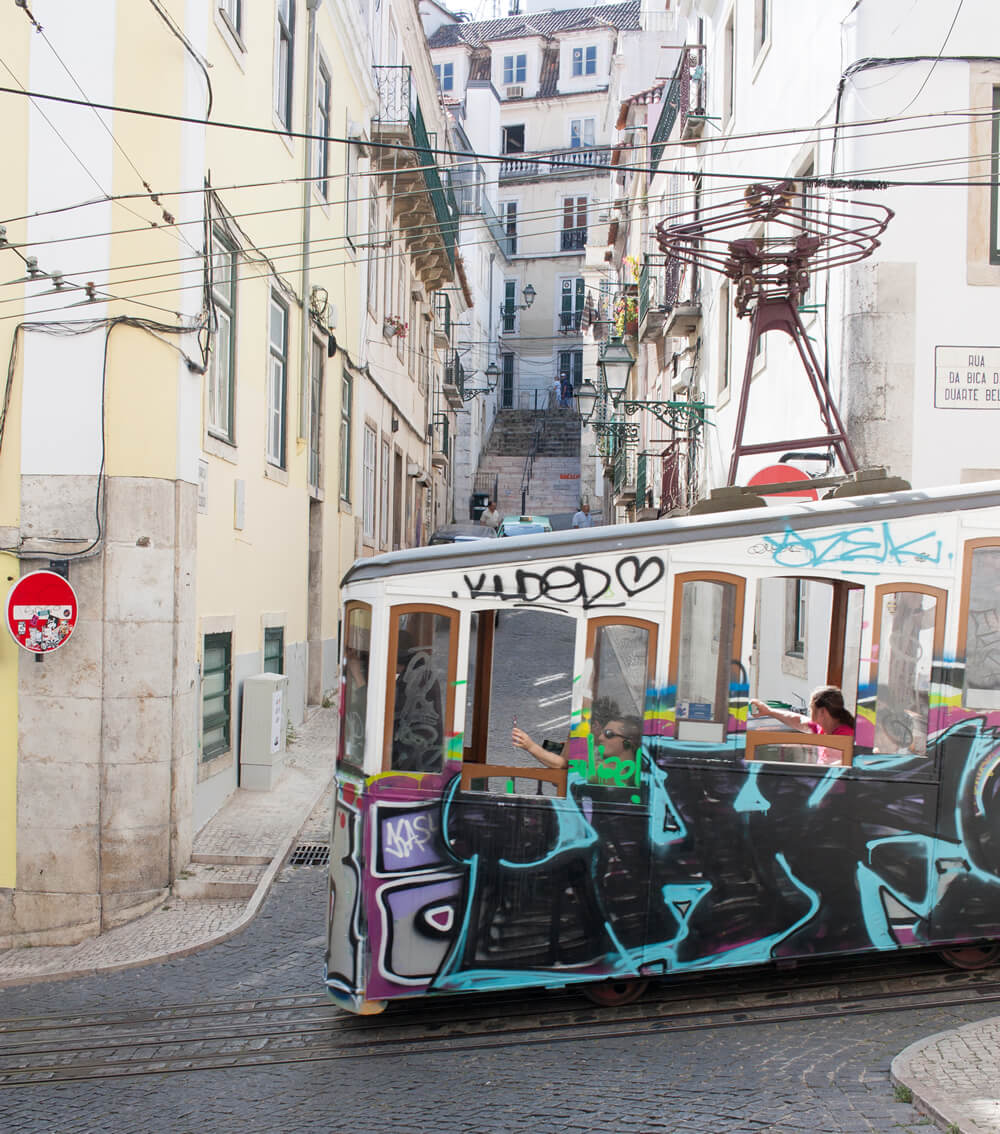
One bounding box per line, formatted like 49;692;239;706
600;728;635;743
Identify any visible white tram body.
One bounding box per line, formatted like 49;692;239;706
325;482;1000;1012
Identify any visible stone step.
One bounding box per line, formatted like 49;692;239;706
172;859;267;900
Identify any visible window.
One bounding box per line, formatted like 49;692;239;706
754;0;769;55
315;61;331;199
580;617;657;798
561;196;587;251
264;626;284;674
379;437;390;546
501;352;514;408
220;0;242;37
871;585;946;757
202;633;232;760
345;142;359;243
502;201;518;255
362;424;376;541
267;293;288;467
461;609;573;797
559;350;583;387
990;86;1000;264
786;578;807;657
569;118;595;149
209;227;237;442
572;45;596;76
383;605;458;773
274;0;295;130
367;190;379;316
559;277;585;331
718;282;731;395
340;603;371;774
309;336;323;490
723;11;735;125
502;279;517;333
502;124;525;154
434;62;454;91
959;540;1000;707
503;53;526;85
340;372;352;502
670;572;745;743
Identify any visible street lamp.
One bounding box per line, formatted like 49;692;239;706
598;336;635;403
499;283;536;320
576;379;599;424
460;360;501;402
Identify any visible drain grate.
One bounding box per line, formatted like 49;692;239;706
289;843;330;867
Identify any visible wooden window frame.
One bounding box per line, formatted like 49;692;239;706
745;731;853;766
381;604;459;773
668;571;746;732
869;583;948;689
585;615;659;722
340;601;372;774
956;537;1000;705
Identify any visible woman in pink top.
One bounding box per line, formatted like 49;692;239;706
748;686;855;765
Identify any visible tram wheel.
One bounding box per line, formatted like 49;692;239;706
581;979;648;1006
939;944;1000;971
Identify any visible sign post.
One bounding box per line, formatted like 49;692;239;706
5;571;79;654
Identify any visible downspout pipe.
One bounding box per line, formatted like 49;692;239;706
300;0;321;440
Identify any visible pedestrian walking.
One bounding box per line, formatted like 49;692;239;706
572;502;594;528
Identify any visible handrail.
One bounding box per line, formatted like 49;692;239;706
520;419;544;513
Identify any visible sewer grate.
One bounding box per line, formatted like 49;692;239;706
289;843;330;867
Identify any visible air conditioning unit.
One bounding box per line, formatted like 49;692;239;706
505;85;524;99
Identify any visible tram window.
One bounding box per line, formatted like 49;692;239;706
461;608;575;795
872;586;945;756
339;602;371;775
384;606;457;774
960;541;1000;709
671;573;744;742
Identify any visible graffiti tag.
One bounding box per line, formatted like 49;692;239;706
382;811;440;870
461;555;664;610
761;523;942;569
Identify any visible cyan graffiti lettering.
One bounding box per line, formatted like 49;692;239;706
763;522;941;569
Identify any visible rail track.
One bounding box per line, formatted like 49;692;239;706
2;955;998;1086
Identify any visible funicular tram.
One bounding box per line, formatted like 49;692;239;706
324;480;1000;1014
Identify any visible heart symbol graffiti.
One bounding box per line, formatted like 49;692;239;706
615;555;664;597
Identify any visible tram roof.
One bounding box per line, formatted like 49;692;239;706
342;480;1000;587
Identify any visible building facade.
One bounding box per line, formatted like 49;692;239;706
0;0;457;947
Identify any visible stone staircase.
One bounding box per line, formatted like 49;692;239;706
478;408;582;516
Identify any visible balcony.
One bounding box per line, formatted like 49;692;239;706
500;145;613;182
639;255;701;340
453;178;513;260
434;293;451;350
443;350;465;410
648;47;705;172
559;311;583;334
371;65;458;291
613;443;637;504
560;228;587;252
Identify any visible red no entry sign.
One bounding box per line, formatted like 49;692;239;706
5;571;78;653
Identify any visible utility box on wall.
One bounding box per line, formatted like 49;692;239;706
240;673;288;790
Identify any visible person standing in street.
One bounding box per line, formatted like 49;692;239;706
480;500;501;531
572;502;594;528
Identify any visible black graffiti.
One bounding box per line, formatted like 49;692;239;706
461;555;664;610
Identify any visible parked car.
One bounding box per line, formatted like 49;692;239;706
428;523;498;545
497;514;553;537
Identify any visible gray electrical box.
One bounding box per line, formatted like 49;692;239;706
240;672;288;790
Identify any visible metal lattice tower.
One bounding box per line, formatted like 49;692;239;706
655;181;893;485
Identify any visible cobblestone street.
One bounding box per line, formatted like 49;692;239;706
2;859;996;1134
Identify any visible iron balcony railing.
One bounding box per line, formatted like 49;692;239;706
372;65;458;268
500;145;613;180
614;444;637;496
649;49;695;171
560;228;587;252
435;293;451;342
559;311;583;333
636;450;648;506
444;349;464;395
453;185;511;258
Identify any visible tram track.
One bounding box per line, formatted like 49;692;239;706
1;958;997;1086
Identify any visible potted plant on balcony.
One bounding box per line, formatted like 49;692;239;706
383;315;408;340
613;293;638;338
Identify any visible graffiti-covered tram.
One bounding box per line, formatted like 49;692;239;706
325;482;1000;1013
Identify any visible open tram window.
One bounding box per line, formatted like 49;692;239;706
339;602;371;775
383;605;457;774
958;539;1000;709
871;585;946;756
670;572;745;743
460;608;576;797
580;617;657;795
747;577;863;766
